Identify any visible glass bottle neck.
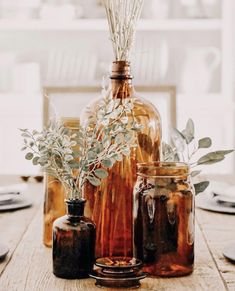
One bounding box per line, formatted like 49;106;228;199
66;199;86;218
110;61;134;99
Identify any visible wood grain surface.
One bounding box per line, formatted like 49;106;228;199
0;175;235;291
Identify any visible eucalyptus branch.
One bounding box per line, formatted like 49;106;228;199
162;119;234;195
20;85;142;200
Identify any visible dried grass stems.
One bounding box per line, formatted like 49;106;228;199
102;0;144;61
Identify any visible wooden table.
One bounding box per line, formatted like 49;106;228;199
0;175;235;291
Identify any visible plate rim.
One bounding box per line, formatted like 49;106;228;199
0;198;32;212
196;193;235;214
223;244;235;262
0;243;9;260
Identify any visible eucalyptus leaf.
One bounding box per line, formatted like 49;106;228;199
171;129;185;152
32;156;40;165
115;133;124;144
21;133;31;138
122;148;131;156
174;153;180;162
88;151;97;160
95;143;104;154
125;132;134;142
87;176;101;186
101;158;113;168
68;161;80;169
113;154;123;161
194;181;210;195
198;137;212;149
181;118;194;144
197;151;232;165
94;168;108;179
32;130;39;135
162;142;174;161
70;141;77;147
197;153;224;165
191;170;201;177
25;152;34;160
186;118;194;136
213;150;234;156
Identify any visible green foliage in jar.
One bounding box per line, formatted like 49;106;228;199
20;87;142;199
162;119;234;195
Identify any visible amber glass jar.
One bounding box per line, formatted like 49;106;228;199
43;175;66;247
53;199;96;279
133;162;195;277
82;61;162;258
43;118;80;247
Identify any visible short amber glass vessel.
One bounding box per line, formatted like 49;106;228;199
43;175;66;247
53;199;96;279
133;162;195;277
43;118;80;247
83;61;162;258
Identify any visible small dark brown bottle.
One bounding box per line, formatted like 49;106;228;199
52;199;96;279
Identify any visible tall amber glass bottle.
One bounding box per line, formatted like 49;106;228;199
83;61;162;258
43;118;80;247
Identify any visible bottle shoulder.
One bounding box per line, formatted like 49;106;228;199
80;95;161;122
132;96;161;119
53;215;95;230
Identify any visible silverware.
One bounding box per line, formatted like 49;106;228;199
0;192;20;196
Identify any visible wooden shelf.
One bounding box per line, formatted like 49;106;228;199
177;93;235;107
0;18;222;32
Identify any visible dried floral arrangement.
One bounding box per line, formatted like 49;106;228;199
20;87;142;200
102;0;144;61
162;119;234;194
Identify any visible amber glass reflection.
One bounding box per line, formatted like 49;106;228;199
43;118;80;247
133;162;195;277
83;61;162;258
43;175;66;247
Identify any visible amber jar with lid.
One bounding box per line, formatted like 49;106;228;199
43;118;80;247
82;61;162;258
133;162;195;277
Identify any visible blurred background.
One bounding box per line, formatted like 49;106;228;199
0;0;234;175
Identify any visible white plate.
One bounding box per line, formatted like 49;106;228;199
223;244;235;262
0;243;9;260
213;184;235;204
214;195;235;205
196;192;235;214
0;194;19;205
0;183;27;194
0;197;32;211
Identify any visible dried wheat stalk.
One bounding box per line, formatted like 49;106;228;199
102;0;144;61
